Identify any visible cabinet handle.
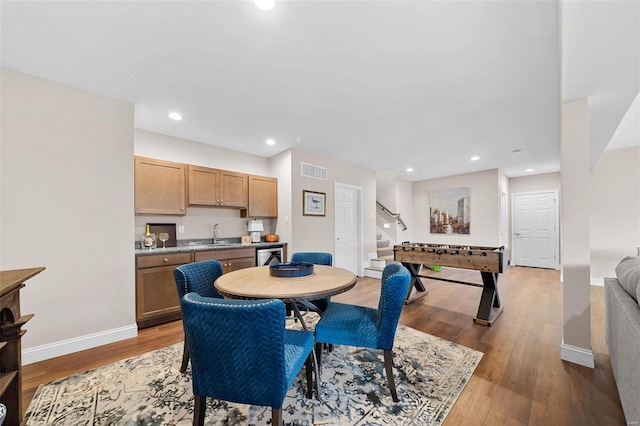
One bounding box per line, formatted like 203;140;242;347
163;258;169;262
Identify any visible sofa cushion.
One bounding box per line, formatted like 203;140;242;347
615;256;640;302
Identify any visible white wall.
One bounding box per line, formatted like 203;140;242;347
498;170;510;249
134;129;276;241
412;169;502;246
590;146;640;279
560;98;592;366
510;172;561;194
270;150;293;259
376;171;398;243
289;149;377;270
396;178;413;244
1;69;136;360
375;172;412;245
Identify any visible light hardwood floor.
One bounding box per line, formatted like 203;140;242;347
22;266;626;425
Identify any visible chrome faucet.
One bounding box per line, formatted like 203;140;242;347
213;223;221;243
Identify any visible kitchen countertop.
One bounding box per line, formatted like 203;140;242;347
135;241;285;256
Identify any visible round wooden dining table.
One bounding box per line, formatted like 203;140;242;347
214;265;357;329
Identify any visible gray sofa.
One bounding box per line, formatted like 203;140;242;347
605;255;640;424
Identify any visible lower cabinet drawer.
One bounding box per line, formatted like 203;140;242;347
194;248;255;262
137;252;192;269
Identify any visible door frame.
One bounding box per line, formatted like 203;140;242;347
334;182;363;276
511;190;560;269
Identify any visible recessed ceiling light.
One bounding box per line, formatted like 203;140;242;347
265;138;276;146
168;112;183;121
406;168;414;173
254;0;275;11
526;168;534;173
470;156;480;161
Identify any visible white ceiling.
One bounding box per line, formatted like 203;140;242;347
561;0;640;164
1;1;637;182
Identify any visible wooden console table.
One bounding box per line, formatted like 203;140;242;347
0;267;45;426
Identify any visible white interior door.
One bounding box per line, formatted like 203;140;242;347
335;184;361;275
513;191;558;269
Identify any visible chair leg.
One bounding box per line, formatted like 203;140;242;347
180;334;190;373
384;350;399;402
305;355;313;398
272;407;283;425
311;346;321;400
193;395;206;426
314;342;323;370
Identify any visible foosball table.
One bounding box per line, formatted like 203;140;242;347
393;242;509;326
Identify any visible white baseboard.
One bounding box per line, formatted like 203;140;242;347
22;324;138;365
560;340;594;368
590;277;604;287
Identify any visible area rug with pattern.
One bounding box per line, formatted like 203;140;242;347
25;324;482;425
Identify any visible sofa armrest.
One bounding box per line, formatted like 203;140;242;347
605;277;640;424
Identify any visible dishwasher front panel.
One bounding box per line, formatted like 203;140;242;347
256;247;283;266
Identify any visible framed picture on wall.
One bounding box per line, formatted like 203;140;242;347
303;190;326;216
429;187;471;234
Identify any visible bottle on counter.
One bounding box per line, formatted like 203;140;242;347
142;224;157;249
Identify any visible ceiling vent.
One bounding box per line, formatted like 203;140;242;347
301;162;327;180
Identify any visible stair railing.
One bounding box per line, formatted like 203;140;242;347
376;201;408;231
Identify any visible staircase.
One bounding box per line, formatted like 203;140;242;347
365;233;396;278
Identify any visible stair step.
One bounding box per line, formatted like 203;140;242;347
376;239;390;248
371;258;386;268
377;248;394;257
376;233;382;241
364;266;383;279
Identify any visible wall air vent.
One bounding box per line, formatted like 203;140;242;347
301;162;328;180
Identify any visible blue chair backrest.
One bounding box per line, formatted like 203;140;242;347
174;260;224;299
181;293;287;407
376;263;411;350
291;252;333;266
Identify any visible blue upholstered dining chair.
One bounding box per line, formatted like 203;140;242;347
173;260;224;373
314;262;411;402
181;293;318;426
290;252;333;313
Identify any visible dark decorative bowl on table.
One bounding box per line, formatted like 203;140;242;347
269;262;314;278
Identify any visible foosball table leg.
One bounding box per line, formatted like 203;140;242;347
402;262;429;304
473;272;504;326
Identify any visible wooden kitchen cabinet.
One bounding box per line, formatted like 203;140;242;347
135;252;192;329
242;175;278;218
135;156;187;215
188;165;248;208
194;248;256;273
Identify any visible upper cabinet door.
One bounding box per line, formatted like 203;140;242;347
188;165;220;206
135;156;186;215
188;166;247;208
219;170;248;208
246;175;278;217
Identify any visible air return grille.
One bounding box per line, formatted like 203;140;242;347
301;162;327;180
